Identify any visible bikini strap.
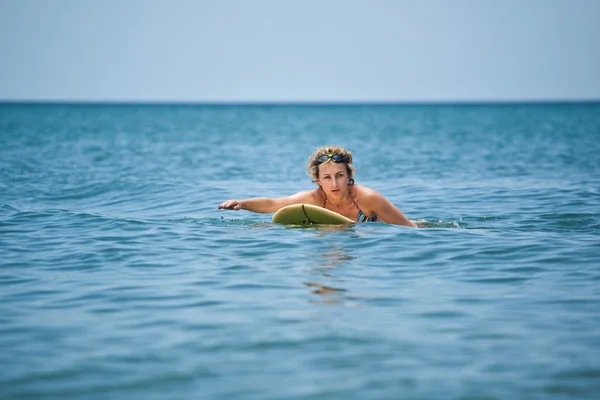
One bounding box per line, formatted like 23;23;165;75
349;192;363;214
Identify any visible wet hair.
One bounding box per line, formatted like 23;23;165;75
307;145;356;184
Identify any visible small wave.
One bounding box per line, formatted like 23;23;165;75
414;219;465;228
168;216;270;228
0;203;20;214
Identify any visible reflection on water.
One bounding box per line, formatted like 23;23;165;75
281;223;356;232
304;282;347;294
315;246;355;269
304;246;357;304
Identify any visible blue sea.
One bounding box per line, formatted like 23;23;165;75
1;103;599;399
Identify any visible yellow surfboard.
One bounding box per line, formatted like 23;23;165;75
272;204;354;225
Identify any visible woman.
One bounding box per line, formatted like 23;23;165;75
218;146;416;227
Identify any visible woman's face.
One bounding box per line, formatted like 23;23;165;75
317;162;349;197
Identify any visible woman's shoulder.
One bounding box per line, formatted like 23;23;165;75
353;185;383;202
289;188;325;204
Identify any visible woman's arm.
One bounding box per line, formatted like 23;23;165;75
218;190;317;213
364;190;416;228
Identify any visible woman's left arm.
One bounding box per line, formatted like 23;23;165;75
367;191;416;228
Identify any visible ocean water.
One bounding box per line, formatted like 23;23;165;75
1;103;599;399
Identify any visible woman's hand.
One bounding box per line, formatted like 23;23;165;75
218;200;243;210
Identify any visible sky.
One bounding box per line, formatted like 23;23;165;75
0;0;599;103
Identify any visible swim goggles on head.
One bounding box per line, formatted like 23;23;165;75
314;154;348;165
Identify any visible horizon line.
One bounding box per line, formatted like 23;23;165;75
1;99;599;106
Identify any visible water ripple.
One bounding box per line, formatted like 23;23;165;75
1;103;599;399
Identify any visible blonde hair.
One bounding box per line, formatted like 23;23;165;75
307;145;356;184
